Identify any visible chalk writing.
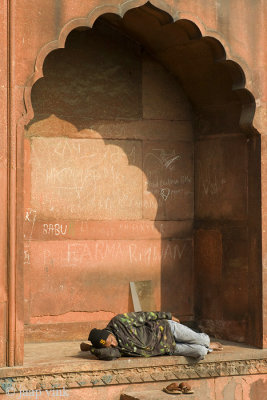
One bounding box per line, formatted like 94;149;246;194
31;138;143;219
144;149;181;170
24;208;37;239
43;224;68;236
24;209;37;265
198;159;227;196
42;241;189;268
143;144;193;221
24;248;30;264
146;175;192;189
118;222;153;233
160;188;170;201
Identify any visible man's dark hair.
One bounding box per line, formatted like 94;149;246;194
88;328;110;348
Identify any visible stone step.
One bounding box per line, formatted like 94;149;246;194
121;389;198;400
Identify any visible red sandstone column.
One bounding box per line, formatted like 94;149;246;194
7;0;24;366
261;136;267;348
0;0;8;367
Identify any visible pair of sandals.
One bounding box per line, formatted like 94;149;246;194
163;382;194;395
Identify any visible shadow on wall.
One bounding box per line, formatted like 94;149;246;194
25;16;195;330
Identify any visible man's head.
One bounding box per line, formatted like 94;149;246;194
88;328;118;348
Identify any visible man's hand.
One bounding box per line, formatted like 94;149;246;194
80;342;92;352
171;316;180;323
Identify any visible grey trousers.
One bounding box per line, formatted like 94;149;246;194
168;320;211;360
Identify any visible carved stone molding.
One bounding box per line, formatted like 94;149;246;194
1;358;266;394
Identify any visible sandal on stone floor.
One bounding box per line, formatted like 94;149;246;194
163;383;182;395
179;382;194;394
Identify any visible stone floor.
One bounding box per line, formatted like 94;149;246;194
0;339;266;397
24;340;93;366
23;338;267;367
0;338;266;379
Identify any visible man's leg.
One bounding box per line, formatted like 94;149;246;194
168;321;210;359
173;343;208;360
168;320;210;348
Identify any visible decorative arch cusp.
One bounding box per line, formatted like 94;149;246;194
22;0;256;134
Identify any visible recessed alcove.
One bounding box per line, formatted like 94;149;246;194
23;2;261;354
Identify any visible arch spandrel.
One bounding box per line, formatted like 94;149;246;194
23;2;256;135
12;0;265;135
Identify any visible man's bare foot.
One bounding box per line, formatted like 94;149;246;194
210;342;223;351
80;342;92;352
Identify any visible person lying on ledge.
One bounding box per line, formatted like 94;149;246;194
80;311;223;361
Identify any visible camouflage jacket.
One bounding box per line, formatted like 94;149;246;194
106;311;176;357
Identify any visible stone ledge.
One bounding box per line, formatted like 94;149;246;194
0;357;266;394
121;390;173;400
120;390;189;400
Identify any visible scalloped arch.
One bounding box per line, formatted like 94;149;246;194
23;0;254;130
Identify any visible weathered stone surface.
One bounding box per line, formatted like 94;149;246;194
30;137;143;220
142;54;192;121
0;303;7;367
1;338;267;399
25;239;193;326
194;229;223;320
121;391;170;399
1;0;267;368
31;22;142;121
23;33;195;341
25;220;193;241
0;358;266;396
143;141;194;220
194;225;250;343
26;116;194;141
261;135;267;347
214;375;267;400
0;1;8;367
222;227;248;322
195;137;247;220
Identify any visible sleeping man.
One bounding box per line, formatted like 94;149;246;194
81;311;222;361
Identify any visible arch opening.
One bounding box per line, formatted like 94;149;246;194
23;2;262;355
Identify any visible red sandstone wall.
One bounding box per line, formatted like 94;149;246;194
1;0;266;365
23;24;194;341
194;137;250;342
